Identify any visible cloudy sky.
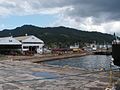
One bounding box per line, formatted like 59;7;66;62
0;0;120;36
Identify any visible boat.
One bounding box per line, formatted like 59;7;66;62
112;39;120;67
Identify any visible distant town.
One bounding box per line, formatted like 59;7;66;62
0;25;113;56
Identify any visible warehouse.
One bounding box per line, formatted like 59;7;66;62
15;35;44;54
0;37;22;55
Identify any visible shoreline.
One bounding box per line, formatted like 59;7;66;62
0;53;119;89
0;61;120;90
33;53;88;63
7;52;89;63
0;60;119;90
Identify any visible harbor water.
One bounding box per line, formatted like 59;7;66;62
44;55;118;70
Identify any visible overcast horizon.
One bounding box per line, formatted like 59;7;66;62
0;0;120;36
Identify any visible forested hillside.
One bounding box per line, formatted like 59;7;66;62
0;25;114;47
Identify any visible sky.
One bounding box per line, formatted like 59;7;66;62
0;0;120;36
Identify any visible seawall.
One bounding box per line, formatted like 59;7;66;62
9;53;88;63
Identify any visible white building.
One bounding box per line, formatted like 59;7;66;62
70;43;79;49
15;35;44;54
90;44;97;51
0;37;21;45
0;37;22;54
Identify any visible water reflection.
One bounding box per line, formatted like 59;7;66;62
44;55;115;70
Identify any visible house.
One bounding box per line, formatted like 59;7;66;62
15;35;44;54
90;44;97;51
0;36;22;54
70;44;79;49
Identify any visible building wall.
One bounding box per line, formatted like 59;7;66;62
22;43;44;54
20;35;44;54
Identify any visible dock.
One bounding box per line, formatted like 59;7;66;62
7;53;88;63
0;60;119;90
93;49;112;55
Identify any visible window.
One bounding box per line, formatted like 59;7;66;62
9;40;12;42
23;46;29;49
23;42;44;44
32;37;34;39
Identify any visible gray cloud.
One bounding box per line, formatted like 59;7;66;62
63;0;120;23
23;0;120;24
1;0;120;22
0;0;120;35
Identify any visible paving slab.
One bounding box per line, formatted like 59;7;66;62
0;60;119;90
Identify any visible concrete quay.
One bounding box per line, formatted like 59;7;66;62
0;60;119;90
7;53;88;63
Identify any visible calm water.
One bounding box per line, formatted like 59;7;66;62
44;55;117;70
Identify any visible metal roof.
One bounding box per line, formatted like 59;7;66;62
15;36;31;41
15;35;44;43
0;37;22;45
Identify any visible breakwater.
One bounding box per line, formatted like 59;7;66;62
9;53;88;63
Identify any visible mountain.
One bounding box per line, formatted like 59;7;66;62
0;25;114;47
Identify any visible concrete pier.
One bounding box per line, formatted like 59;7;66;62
7;53;88;63
0;60;119;90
